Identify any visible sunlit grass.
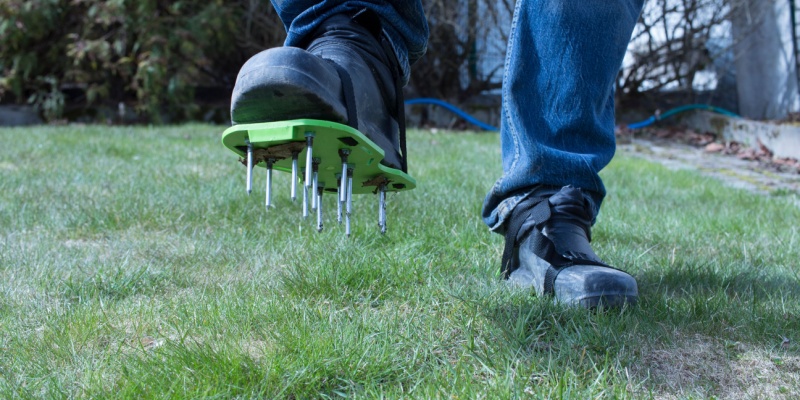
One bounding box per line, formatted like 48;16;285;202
1;124;798;398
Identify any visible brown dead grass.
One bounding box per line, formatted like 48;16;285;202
631;333;800;399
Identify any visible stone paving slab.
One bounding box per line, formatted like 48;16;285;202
681;110;800;160
619;139;800;206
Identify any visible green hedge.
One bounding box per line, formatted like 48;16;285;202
0;0;284;122
1;1;510;124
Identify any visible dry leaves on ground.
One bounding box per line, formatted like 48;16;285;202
617;125;800;174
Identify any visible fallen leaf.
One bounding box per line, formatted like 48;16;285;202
737;149;757;160
757;138;774;158
705;143;724;153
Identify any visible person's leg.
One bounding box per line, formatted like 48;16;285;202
270;1;428;85
482;0;644;229
483;0;644;307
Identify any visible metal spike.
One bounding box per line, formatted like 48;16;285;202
346;167;354;237
304;133;314;187
302;169;309;219
311;158;320;210
291;152;299;202
337;195;343;224
246;140;253;195
316;183;324;232
265;158;274;209
311;171;318;209
339;149;350;203
339;165;348;203
336;175;343;224
378;183;387;234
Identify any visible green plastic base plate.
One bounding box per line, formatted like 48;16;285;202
222;119;415;194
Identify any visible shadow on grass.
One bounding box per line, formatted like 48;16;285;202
469;262;800;349
453;280;639;359
637;260;800;299
456;264;800;397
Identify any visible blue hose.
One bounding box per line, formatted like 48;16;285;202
626;116;657;130
404;98;498;131
624;104;740;130
405;98;740;132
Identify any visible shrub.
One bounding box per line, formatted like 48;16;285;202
0;0;284;123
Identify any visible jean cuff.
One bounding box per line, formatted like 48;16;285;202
483;186;602;234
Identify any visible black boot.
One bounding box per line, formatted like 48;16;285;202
502;186;639;308
230;10;407;171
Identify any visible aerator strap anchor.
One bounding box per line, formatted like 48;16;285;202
222;119;416;235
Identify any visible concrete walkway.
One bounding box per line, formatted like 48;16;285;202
618;139;800;205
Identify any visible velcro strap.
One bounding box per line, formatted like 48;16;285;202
543;267;560;295
329;61;359;130
500;194;612;290
500;196;549;278
395;73;408;173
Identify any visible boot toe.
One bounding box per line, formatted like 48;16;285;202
231;47;346;124
502;186;639;309
555;265;639;308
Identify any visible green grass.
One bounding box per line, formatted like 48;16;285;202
1;124;799;398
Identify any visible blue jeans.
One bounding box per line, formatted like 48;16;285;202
271;0;428;85
272;0;644;231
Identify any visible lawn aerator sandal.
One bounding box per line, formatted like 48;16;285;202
222;119;415;235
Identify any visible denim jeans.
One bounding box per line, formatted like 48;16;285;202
271;0;428;86
271;0;644;231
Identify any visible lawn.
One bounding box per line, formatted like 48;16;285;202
1;124;799;398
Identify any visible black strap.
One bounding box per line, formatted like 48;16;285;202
500;195;611;294
329;61;359;130
375;32;408;173
359;9;408;173
500;196;549;279
328;41;407;173
395;74;408;173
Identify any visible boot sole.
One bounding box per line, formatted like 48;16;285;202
577;294;638;309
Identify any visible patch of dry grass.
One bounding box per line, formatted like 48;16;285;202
633;333;800;399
